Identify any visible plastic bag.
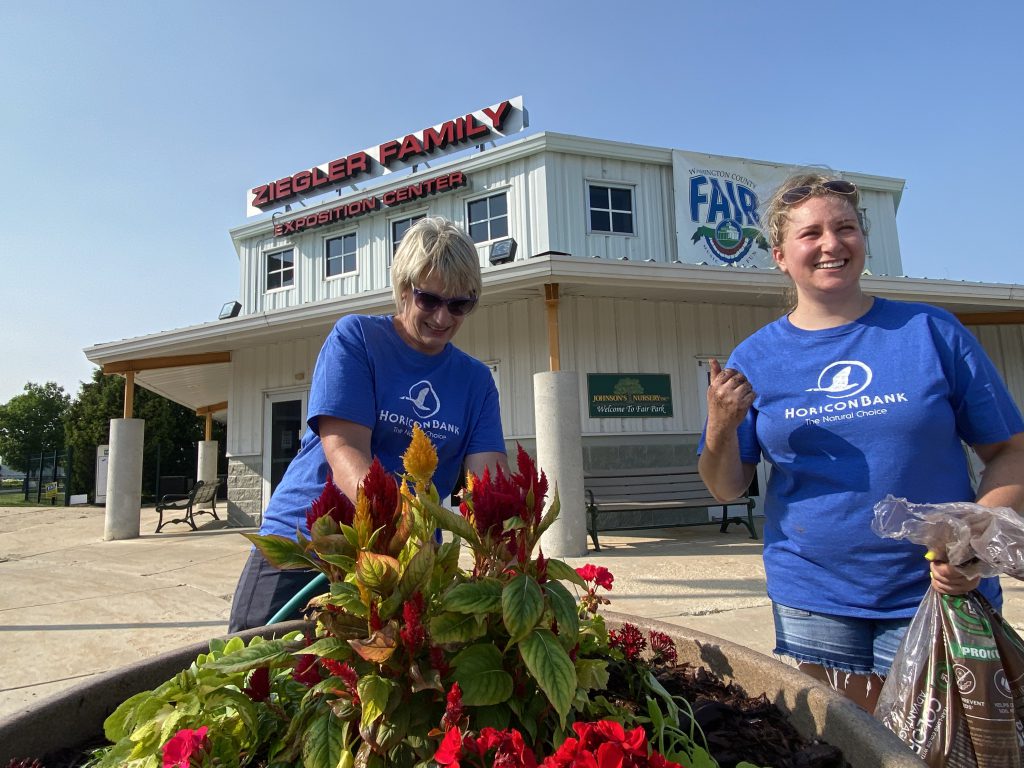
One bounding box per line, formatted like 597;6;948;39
872;495;1024;766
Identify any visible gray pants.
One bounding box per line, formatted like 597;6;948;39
228;549;324;632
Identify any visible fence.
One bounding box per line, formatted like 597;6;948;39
1;448;73;505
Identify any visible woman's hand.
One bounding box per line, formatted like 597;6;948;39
706;358;756;436
929;557;981;595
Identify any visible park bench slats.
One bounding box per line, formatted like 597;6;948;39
155;479;221;533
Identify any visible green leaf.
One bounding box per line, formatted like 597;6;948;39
545;558;586;588
575;658;610;691
502;574;544;642
428;611;487;644
330;581;369;618
399;543;435;599
303;636;353;661
535;489;561;539
303;709;345;768
357;675;398;731
244;533;322;571
544;580;580;646
204;638;299;674
102;690;154;742
318;553;356;572
420;496;479;542
519;628;577;722
355;551;400;593
443;579;503;614
451;643;515;706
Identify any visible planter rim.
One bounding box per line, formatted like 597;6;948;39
0;616;919;767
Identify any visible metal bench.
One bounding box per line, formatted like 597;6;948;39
584;466;757;551
155;479;220;533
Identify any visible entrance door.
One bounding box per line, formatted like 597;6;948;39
262;391;308;510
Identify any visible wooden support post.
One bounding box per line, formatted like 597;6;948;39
544;283;561;372
205;413;213;441
123;371;134;419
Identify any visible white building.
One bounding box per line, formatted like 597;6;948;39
84;99;1024;529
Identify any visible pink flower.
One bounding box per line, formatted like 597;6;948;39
162;725;209;768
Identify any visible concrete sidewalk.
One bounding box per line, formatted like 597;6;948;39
2;504;1024;720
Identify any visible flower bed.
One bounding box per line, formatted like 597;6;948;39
0;428;920;768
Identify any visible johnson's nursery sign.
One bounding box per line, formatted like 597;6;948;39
587;374;673;418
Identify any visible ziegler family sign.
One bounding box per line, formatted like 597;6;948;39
247;97;526;217
587;374;673;418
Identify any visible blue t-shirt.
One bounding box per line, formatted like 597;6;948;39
700;298;1023;619
260;314;506;539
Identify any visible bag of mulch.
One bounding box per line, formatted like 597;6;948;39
872;495;1024;767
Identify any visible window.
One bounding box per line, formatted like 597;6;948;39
588;184;634;234
858;208;871;256
467;192;508;243
266;248;294;291
391;214;426;260
325;233;357;278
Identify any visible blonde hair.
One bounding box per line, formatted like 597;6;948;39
390;217;482;311
761;171;863;249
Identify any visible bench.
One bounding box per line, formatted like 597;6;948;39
155;479;221;533
584;466;757;551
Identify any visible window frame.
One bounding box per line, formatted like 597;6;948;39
586;181;636;236
265;246;295;293
466;190;510;245
389;212;428;263
324;231;359;280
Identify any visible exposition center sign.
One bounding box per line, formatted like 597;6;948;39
247;97;526;217
672;150;803;269
587;374;673;418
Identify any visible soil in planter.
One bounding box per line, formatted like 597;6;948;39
637;663;851;768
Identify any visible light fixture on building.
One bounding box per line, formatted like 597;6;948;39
219;301;242;320
488;238;518;265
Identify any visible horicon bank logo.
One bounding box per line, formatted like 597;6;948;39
785;360;909;424
688;170;769;265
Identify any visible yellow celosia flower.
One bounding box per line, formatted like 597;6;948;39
402;424;438;485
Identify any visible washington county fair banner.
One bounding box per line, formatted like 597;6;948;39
587;374;673;418
672;150;799;269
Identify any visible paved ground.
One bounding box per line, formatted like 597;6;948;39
2;504;1023;721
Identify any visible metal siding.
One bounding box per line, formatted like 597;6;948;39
969;324;1024;412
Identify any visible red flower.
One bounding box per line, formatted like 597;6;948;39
306;474;355;531
464;466;522;540
648;630;678;666
476;727;538;768
513;444;549;525
441;682;465;732
540;720;680;768
434;726;466;766
162;725;209;768
575;564;614;591
291;654;321;687
608;623;647;662
429;645;452;677
242;666;270;702
400;591;427;652
322;659;360;704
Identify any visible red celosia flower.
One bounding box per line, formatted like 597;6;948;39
608;623;647;662
513;444;549;525
536;551;548;584
322;658;360;704
361;457;401;548
434;726;465;766
369;600;383;632
242;665;271;702
292;653;321;687
441;682;465;732
648;630;678;666
464;466;522;540
429;645;452;677
400;591;427;652
306;474;356;531
162;725;210;768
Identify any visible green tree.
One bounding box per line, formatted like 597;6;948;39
0;382;71;471
65;369;225;500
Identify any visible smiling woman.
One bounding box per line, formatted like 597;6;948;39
697;169;1024;713
227;217;509;633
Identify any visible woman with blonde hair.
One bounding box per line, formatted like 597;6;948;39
698;172;1024;711
230;217;507;631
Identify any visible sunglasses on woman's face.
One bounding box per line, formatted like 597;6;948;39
780;179;857;206
412;287;478;317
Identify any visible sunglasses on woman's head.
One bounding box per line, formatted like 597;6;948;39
780;179;857;206
412;287;478;317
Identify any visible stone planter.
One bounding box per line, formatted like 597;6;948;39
0;615;920;767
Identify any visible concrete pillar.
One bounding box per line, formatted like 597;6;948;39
197;441;218;485
534;371;586;558
104;418;145;541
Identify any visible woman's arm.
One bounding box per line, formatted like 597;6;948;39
464;451;509;480
318;415;373;500
699;358;757;501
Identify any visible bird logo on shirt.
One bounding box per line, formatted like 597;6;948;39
401;380;441;419
807;361;873;399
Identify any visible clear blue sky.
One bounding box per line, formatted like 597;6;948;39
2;1;1022;404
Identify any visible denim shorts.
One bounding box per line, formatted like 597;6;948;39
772;602;911;677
